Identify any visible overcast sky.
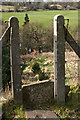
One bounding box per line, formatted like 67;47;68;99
0;0;79;2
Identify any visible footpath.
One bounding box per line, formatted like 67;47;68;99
25;110;60;120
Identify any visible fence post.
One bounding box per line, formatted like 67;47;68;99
54;15;65;103
9;17;22;104
78;12;80;85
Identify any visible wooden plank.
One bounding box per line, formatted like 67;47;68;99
64;27;80;58
0;27;10;47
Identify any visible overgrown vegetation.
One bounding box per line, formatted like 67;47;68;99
2;84;80;119
2;99;26;119
32;62;49;81
2;42;11;91
30;83;80;120
52;84;80;119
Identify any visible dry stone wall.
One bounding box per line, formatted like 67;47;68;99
22;80;54;106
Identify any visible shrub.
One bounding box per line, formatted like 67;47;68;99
20;60;28;74
39;71;49;81
32;62;49;81
32;62;41;74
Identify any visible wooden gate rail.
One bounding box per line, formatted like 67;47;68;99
0;26;10;47
64;27;80;58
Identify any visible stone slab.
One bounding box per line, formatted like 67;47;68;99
25;110;60;120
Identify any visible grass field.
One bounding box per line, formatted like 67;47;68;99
1;10;78;30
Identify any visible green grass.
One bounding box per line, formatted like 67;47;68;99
1;10;78;30
2;100;26;119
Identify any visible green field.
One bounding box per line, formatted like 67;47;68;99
1;10;78;30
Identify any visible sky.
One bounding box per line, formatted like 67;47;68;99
0;0;79;2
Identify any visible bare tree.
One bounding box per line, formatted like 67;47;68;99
20;22;54;54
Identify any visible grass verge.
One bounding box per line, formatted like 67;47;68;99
2;99;26;120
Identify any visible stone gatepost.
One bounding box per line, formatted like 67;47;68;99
78;11;80;85
9;17;22;104
54;15;65;103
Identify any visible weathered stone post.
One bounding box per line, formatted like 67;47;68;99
9;17;22;104
78;11;80;85
54;15;65;103
0;11;2;120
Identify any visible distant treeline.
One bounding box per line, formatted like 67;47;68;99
0;2;80;12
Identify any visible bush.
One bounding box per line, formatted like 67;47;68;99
32;62;41;74
20;60;28;74
39;71;49;81
32;62;49;81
